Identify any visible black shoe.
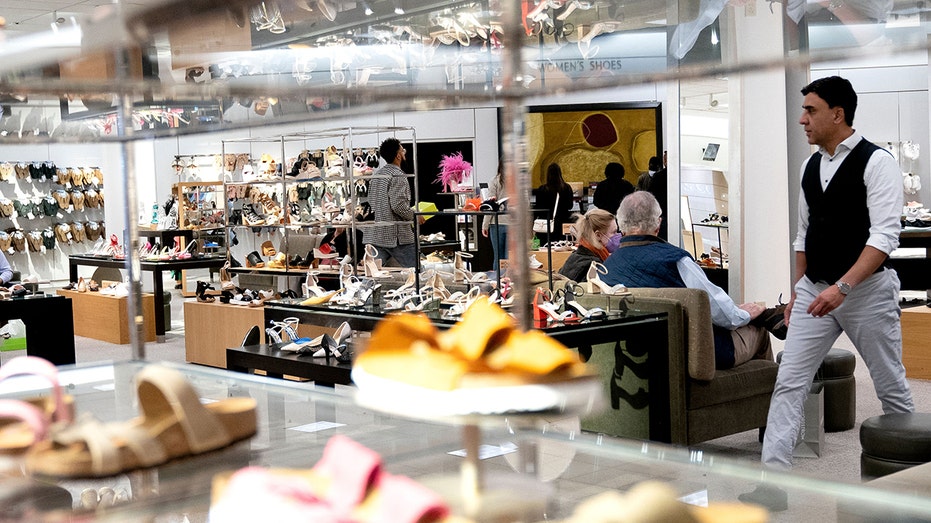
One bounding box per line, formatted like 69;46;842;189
752;304;788;340
738;485;788;512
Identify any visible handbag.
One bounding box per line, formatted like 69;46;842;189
533;192;559;234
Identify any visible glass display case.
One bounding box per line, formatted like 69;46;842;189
2;360;931;522
0;0;930;520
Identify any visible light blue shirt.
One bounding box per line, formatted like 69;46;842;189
677;257;750;329
0;252;13;284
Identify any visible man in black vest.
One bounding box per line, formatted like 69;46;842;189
741;76;915;511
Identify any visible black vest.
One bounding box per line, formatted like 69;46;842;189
802;138;886;283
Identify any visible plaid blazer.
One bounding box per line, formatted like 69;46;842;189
362;164;414;248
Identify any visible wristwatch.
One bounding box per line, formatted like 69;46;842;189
836;281;852;295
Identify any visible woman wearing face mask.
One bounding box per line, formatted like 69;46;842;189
558;208;618;283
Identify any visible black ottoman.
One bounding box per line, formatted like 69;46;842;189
776;348;856;432
860;413;931;480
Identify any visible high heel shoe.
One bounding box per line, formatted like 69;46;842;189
566;300;606;320
452;251;487;283
219;262;235;291
405;293;441;312
429;271;451;300
361;245;391;278
196;281;216;303
385;269;416;299
443;286;482;317
532;288;579;324
363;258;390;279
384;288;417;310
587;262;628;295
77;276;87;293
265;323;284;344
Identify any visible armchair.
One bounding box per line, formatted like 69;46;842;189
579;287;778;446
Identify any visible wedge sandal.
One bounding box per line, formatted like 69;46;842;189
25;365;256;478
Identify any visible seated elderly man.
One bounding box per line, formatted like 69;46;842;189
602;191;784;369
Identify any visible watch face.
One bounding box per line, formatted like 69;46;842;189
838;282;851;294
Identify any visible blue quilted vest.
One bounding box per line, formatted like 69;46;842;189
603;235;736;369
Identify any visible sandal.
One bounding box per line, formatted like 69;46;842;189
25;365;257;478
0;356;75;454
211;435;449;523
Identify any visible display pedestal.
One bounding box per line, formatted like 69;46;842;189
184;301;265;367
56;289;156;344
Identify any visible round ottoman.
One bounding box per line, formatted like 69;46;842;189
860;413;931;480
776;348;857;432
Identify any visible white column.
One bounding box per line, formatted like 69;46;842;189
726;3;793;304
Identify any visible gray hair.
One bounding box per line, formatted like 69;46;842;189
617;191;662;234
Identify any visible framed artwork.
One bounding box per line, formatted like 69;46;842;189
522;102;663;189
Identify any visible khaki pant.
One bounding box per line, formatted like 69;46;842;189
731;325;773;367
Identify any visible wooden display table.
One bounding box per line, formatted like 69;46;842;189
902;305;931;379
531;249;572;272
56;289;156;344
184;300;266;368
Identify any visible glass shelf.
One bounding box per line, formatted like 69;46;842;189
3;360;931;522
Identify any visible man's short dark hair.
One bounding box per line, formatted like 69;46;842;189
379;138;401;162
801;76;857;126
648;156;661;171
605;162;624;179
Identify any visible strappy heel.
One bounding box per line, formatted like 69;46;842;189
362;245;390;278
587;262;629;295
219;262;235;291
196;281;216;303
566;300;607;320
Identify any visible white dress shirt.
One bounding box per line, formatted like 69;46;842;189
677;257;750;329
793;132;902;256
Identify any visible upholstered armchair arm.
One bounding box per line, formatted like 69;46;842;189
627;288;717;381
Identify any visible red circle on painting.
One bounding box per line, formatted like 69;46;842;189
582;114;617;148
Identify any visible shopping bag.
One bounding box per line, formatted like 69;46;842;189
0;319;27;352
793;382;824;458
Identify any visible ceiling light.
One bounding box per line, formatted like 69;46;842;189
394;2;405;15
362;1;374;15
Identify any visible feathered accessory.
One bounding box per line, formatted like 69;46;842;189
436;152;472;192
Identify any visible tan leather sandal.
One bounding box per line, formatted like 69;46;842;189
25;365;257;478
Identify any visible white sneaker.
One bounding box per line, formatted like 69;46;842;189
529;254;543;269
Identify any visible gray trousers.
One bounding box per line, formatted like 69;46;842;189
762;269;914;469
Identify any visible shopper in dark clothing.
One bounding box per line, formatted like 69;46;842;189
559;208;617;283
592;162;635;214
648;151;668;239
533;163;575;245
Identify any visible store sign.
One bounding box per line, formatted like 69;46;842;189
531;58;627;74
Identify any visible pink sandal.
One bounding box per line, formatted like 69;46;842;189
211;435;450;522
0;356;73;454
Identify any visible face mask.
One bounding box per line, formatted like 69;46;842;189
605;233;623;253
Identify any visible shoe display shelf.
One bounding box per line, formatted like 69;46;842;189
220;126;418;284
0;163;106;283
56;288;157;344
414;208;505;293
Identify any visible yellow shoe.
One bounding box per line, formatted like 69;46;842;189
300;289;339;305
268;253;287;270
